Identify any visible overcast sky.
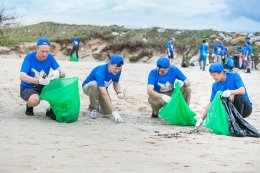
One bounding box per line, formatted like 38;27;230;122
6;0;260;32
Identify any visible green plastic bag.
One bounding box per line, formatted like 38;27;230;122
69;54;79;62
159;82;197;126
40;77;80;123
205;91;231;136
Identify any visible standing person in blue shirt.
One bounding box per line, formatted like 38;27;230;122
196;62;252;127
223;47;229;64
245;40;253;73
240;44;247;70
147;57;191;118
166;37;175;64
213;41;224;63
198;40;209;71
70;34;80;59
82;54;125;123
20;38;66;116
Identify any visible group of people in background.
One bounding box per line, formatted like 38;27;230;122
196;38;254;73
19;36;253;128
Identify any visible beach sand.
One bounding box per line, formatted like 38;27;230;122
0;56;260;173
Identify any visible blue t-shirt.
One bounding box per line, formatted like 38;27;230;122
166;42;174;52
227;58;234;68
246;45;252;56
199;44;209;58
210;72;251;105
223;49;228;56
147;66;187;93
214;43;224;55
241;47;247;56
82;64;121;88
72;38;80;47
20;52;60;88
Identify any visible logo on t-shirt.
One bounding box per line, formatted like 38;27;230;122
32;68;47;79
104;79;112;87
158;82;172;92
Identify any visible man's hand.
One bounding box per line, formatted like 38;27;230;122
112;111;123;123
49;70;60;80
174;80;184;88
162;95;171;103
221;90;231;98
39;77;50;85
195;118;204;127
117;88;126;99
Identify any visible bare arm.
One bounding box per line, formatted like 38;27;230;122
20;72;39;84
147;85;164;99
201;102;211;120
113;82;121;94
230;87;245;95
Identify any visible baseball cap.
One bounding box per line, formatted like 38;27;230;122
209;62;224;73
36;38;51;46
169;37;175;41
157;57;170;68
109;54;124;66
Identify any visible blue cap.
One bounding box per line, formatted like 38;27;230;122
157;57;170;68
37;38;51;46
109;54;124;66
169;37;175;41
209;62;224;73
246;40;251;45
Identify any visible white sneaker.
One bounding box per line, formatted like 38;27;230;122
90;110;97;119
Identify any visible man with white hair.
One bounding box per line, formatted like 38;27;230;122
20;38;65;116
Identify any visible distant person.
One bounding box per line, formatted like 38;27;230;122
245;40;253;73
70;34;81;59
226;56;235;71
223;47;229;64
240;44;247;70
213;41;224;63
147;57;191;118
166;37;175;63
198;40;209;71
82;54;125;123
20;38;65;116
196;62;252;127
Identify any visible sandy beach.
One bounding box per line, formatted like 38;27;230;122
0;56;260;173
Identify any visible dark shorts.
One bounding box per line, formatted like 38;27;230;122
20;86;44;101
168;51;174;59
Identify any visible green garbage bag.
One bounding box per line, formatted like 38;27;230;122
159;82;197;126
205;91;231;136
40;77;80;123
69;54;79;62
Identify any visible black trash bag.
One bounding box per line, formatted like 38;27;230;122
222;97;260;138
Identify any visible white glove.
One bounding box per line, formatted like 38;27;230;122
174;80;184;88
112;111;123;123
221;90;231;98
117;87;126;99
195;118;204;127
211;53;215;58
48;70;60;80
162;95;171;103
39;77;50;85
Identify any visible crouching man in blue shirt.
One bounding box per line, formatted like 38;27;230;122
147;57;191;118
82;54;125;123
196;62;252;127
